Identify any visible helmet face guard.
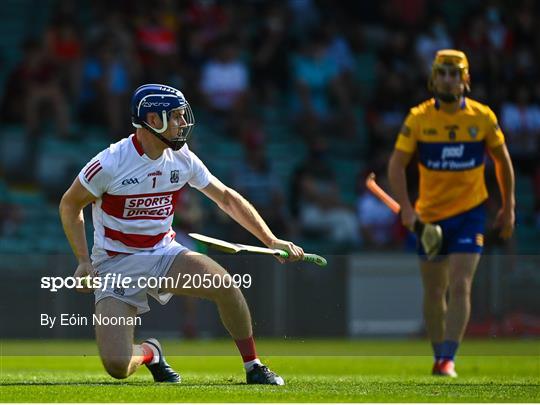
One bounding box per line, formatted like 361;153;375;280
428;49;470;102
131;84;195;151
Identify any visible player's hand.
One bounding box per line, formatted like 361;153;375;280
268;239;305;263
400;206;417;232
74;262;96;293
493;207;515;240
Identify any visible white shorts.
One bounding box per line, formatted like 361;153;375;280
93;241;189;314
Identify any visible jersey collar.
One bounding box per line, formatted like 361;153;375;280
131;133;171;163
131;134;145;156
434;97;466;110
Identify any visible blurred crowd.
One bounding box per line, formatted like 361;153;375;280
1;0;540;252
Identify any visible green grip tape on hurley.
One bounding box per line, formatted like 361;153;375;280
275;250;328;267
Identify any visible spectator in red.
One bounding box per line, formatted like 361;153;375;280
19;39;71;138
184;0;228;56
45;17;82;98
135;8;178;81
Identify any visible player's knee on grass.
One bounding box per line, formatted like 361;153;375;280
102;356;132;379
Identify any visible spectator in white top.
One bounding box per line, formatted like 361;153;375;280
415;17;453;75
500;86;540;163
290;137;360;247
200;38;249;136
200;39;248;113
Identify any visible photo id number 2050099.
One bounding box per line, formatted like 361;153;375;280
180;273;252;289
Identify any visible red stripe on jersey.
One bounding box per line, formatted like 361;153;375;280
101;193;125;217
86;165;102;182
104;227;175;248
84;160;100;176
101;190;181;219
132;135;144;156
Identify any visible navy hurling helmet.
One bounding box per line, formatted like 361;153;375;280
131;84;195;150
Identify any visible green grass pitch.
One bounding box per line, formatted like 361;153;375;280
1;339;539;402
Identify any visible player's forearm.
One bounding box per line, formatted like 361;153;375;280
59;200;91;264
494;150;516;212
219;188;277;247
388;155;414;212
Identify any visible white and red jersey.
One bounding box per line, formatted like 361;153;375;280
78;134;211;259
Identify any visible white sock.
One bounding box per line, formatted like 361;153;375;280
143;343;160;365
244;358;262;372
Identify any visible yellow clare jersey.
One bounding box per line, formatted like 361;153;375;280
394;97;505;223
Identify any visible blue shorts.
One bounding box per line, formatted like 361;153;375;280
417;203;486;260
